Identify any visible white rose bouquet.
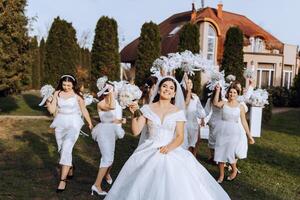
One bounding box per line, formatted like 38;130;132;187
38;84;55;106
118;83;143;117
248;89;269;107
244;68;255;79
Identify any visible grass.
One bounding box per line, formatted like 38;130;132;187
0;91;49;116
0;91;98;116
0;110;299;199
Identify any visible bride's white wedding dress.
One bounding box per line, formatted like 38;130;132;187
104;105;230;200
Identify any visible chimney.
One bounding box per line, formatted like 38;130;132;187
217;2;223;19
191;3;197;22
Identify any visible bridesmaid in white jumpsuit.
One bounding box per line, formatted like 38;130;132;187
91;84;125;196
46;74;93;192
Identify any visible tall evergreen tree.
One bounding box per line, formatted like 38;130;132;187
178;22;202;96
91;16;120;91
135;21;161;86
221;26;245;84
0;0;31;95
290;70;300;107
44;17;79;85
30;36;40;89
39;38;45;84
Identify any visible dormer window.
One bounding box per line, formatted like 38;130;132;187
250;37;264;52
168;25;183;37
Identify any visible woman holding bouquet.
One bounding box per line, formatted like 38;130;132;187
182;76;206;156
213;84;255;183
91;80;125;196
45;74;93;192
138;76;158;146
104;76;230;200
204;86;224;163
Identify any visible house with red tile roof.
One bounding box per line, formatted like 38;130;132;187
121;3;300;89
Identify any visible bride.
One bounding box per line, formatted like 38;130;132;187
104;76;230;200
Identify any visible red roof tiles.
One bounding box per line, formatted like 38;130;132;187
121;7;283;63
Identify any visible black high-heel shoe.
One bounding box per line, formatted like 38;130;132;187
56;179;67;193
67;165;75;179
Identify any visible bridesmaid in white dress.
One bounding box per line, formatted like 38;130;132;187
46;75;93;192
183;77;206;156
213;84;255;183
104;76;231;200
138;76;158;146
204;88;224;162
91;84;125;196
228;80;254;172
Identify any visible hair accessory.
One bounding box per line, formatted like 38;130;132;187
61;75;75;81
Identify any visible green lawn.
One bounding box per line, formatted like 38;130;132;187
0;111;299;199
0;91;98;116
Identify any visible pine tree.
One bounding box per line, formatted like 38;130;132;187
221;26;245;84
0;0;31;95
178;23;202;96
290;70;300;107
135;21;161;86
91;16;120;91
39;38;45;84
30;36;40;89
44;17;79;85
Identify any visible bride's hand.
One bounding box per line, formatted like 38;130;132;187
159;145;170;154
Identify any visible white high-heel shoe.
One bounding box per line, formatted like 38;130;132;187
91;185;107;196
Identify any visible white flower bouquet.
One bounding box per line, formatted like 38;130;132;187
206;70;225;91
118;84;142;109
118;83;143;117
38;84;55;106
151;50;215;77
248;89;269;107
244;68;255;79
83;93;95;106
226;74;236;83
97;76;108;91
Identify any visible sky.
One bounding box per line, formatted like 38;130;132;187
26;0;300;50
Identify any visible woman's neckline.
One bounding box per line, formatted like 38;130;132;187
147;104;180;125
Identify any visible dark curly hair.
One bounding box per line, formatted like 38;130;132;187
152;77;177;105
56;75;83;99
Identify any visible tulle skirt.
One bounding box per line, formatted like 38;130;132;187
105;140;231;200
50;113;84;130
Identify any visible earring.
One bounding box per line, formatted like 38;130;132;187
157;91;160;94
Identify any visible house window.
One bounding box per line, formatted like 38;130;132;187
250;37;263;52
256;64;274;88
207;25;216;62
283;71;292;89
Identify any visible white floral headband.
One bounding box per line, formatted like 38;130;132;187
61;75;75;81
